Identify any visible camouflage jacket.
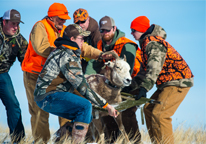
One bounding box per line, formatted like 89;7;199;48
34;36;107;108
0;18;28;73
134;24;194;91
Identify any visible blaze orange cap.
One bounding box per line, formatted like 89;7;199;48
130;16;150;33
73;8;89;23
48;3;71;20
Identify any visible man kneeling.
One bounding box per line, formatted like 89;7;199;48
33;24;118;143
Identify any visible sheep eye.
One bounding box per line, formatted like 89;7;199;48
115;66;121;70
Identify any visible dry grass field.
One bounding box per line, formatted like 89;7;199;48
0;124;205;144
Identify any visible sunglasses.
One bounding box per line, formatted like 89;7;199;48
76;20;86;24
100;29;111;33
131;29;136;33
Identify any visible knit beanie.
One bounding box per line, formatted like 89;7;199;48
130;16;150;33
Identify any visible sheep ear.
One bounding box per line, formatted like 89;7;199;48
124;55;127;62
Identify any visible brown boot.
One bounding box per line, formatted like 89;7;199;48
53;121;73;142
72;122;89;143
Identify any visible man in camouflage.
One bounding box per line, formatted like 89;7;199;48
0;9;27;143
33;24;118;143
130;16;194;144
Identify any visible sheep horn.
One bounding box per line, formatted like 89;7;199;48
103;50;120;60
124;55;127;62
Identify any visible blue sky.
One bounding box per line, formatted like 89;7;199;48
0;0;205;131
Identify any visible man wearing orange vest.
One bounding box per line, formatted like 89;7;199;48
22;3;116;143
130;16;194;144
85;16;142;142
21;3;71;143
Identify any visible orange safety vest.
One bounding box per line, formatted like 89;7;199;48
97;37;142;78
22;19;66;74
141;36;193;86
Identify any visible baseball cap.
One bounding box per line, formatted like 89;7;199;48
48;3;71;20
64;24;91;38
3;9;24;24
73;8;89;23
99;16;115;30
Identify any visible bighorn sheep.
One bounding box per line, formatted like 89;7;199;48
86;52;132;143
53;52;132;143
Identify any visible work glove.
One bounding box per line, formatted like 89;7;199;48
121;85;132;93
101;50;118;60
135;87;147;100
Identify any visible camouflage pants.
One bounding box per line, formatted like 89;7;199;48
144;86;190;144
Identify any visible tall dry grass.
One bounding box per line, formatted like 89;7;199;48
0;124;205;144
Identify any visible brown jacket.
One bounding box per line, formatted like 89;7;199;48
84;16;101;47
82;43;102;59
22;18;63;74
22;18;102;74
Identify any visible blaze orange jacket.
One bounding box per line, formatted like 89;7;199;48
141;36;193;86
22;19;66;74
97;37;142;78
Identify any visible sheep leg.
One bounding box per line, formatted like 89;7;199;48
92;119;105;143
89;122;97;142
114;113;131;144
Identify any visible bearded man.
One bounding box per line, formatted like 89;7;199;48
85;16;142;143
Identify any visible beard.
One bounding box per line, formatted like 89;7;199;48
102;32;115;42
56;24;63;30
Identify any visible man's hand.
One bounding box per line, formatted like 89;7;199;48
106;104;119;118
135;87;147;100
101;50;118;60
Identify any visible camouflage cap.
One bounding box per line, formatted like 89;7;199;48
64;24;91;38
73;8;89;23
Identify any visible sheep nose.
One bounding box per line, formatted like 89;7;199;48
126;78;132;83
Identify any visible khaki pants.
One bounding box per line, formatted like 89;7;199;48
23;71;70;142
144;86;190;144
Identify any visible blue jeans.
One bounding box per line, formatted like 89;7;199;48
36;92;93;124
0;72;25;142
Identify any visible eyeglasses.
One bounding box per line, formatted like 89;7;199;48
100;29;111;33
76;20;87;24
131;29;136;33
76;37;84;41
